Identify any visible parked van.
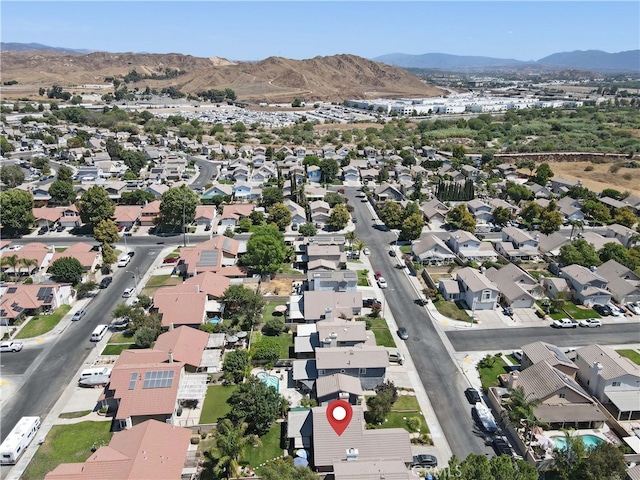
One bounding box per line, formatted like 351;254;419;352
117;255;130;267
90;324;109;342
79;367;112;381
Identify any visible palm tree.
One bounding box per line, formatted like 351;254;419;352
568;219;584;240
503;386;544;448
345;230;357;250
354;240;365;257
1;254;19;282
213;419;260;479
19;258;37;278
628;232;640;248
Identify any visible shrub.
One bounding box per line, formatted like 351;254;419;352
584;165;594;171
190;436;200;445
263;318;286;336
406;416;422;432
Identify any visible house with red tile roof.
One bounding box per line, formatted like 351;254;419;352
194;205;216;226
177;236;241;277
0;242;51;275
99;350;184;430
139;200;161;226
183;271;230;299
0;283;73;324
219;203;255;228
32;206;82;229
152;286;208;328
44;420;193;480
113;205;142;228
153;326;210;373
49;242;101;272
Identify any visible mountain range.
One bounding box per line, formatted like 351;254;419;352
0;42;92;54
373;50;640;73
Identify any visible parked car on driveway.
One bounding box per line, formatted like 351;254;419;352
593;304;612;316
412;454;437;468
163;257;179;264
0;341;24;352
579;318;602;328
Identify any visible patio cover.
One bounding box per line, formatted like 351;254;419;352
534;404;606;423
606;390;640;414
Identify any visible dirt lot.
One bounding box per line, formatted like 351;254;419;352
261;278;292;295
545;161;640;197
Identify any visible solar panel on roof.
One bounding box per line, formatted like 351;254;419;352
142;370;174;389
7;287;17;293
548;344;571;364
197;250;219;267
129;372;138;390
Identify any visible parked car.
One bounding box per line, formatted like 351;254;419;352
374;271;382;280
492;438;513;457
127;251;135;258
0;341;24;352
593;304;612;316
162;256;179;264
464;387;482;404
579;318;602;328
607;303;624;316
363;248;370;255
363;298;382;308
502;306;513;316
397;327;409;340
551;318;579;328
37;226;48;235
205;224;212;231
628;303;640;315
412;454;438;468
122;288;135;298
99;276;113;289
55;225;65;232
377;277;388;289
389;249;396;257
117;225;124;232
72;309;87;321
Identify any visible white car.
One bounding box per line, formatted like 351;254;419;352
0;341;24;352
608;304;624;316
122;288;135;298
579;318;602;328
627;304;640;315
363;248;370;255
377;277;388;289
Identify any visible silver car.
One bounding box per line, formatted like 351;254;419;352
0;341;24;352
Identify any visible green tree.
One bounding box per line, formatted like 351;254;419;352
75;281;98;299
540;208;563;235
491;206;511;226
260;187;284;208
221;284;266;330
56;165;74;183
76;185;115;227
120;189;155;205
258;457;317;480
0;254;20;281
549;440;626;480
222;350;249;384
324;192;345;207
439;454;537;480
157;185;198;232
505;182;534;204
227;376;283;435
568;219;584;240
48;180;76;205
520;201;542;225
365;381;398;424
242;225;288;275
0;136;15;155
133;326;158;348
534;162;554;185
559;239;601;268
0;165;25;188
518;159;536;178
326;204;350;231
213;419;260;480
613;207;637;228
18;257;38;277
319;158;339;183
48;257;85;283
400;213;424;241
598;242;636;269
105;137;121;159
93;219;120;245
298;222;317;237
267;202;292;231
100;243;118;271
250;337;281;363
379;201;404;230
235;217;252;233
601;188;623;200
447;203;476;233
31;157;50;176
0;190;35;235
451;144;466;159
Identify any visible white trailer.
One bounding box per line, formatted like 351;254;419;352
0;416;41;465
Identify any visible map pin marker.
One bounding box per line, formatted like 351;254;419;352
326;399;353;436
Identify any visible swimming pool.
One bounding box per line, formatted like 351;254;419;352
552;434;604;450
256;372;280;393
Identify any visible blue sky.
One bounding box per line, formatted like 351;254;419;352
2;2;638;61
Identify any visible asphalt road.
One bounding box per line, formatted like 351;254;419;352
447;323;640;352
345;187;494;459
189;156;219;190
0;246;159;447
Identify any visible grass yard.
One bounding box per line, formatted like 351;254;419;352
399;245;412;254
393;394;421;411
506;354;521;366
433;300;472;323
263;301;286;321
144;274;183;288
107;332;135;344
357;270;369;287
562;302;600;320
617;349;640;365
477;355;509;391
375;394;429;434
200;385;238;424
251;331;293;358
54;247;67;252
242;423;283;469
372;328;396;348
22;421;113;480
366;318;388;329
15;305;72;339
59;410;92;419
101;343;133;355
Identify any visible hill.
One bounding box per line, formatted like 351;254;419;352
0;50;444;103
0;42;92;54
374;49;640;73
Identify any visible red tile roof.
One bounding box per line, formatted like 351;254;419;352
153;326;209;369
45;420;191;479
183;271;230;299
50;242;99;269
113;205;142;223
221;203;254;220
153;288;207;328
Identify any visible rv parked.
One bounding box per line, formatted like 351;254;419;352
0;416;41;465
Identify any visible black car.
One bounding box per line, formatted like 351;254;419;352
412;454;438;468
593;304;612;316
99;276;113;289
389;249;396;257
363;298;382;308
127;251;135;258
56;225;65;232
37;226;49;235
464;387;482;404
492;438;513;457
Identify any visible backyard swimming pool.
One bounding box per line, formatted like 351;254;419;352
552;434;604;450
256;371;280;393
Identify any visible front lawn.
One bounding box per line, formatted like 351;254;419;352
617;349;640;365
200;385;238;424
399;245;412;254
144;274;183;288
15;305;72;339
242;423;283;469
375;394;429;434
357;270;369;287
477;354;509;391
433;300;472;323
372;328;396;348
107;332;135;344
562;302;600;320
22;421;113;480
101;343;133;355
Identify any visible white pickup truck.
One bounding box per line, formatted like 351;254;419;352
551;318;579;328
